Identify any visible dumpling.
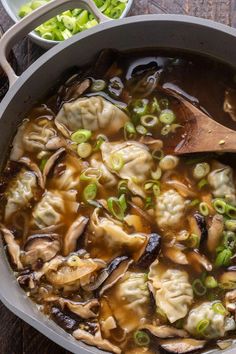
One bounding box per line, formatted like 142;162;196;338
47;154;84;191
184;301;236;339
55;96;129;137
149;261;193;323
155;189;185;229
108;272;149;332
101;141;153;197
32;190;78;229
45;255;104;287
87;208;147;261
90;157;117;188
5;169;37;222
10;118;62;161
208;165;236;205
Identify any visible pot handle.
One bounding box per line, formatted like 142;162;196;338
0;0;110;87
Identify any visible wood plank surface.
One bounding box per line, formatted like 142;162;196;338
0;1;236;353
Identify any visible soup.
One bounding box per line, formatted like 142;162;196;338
1;49;236;354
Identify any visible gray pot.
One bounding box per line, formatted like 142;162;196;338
0;1;236;353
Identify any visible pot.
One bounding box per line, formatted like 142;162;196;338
1;1;236;353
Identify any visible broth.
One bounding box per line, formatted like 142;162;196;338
1;49;236;354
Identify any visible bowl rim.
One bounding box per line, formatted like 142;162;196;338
1;0;134;45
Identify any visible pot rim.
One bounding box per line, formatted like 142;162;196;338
1;14;236;108
1;13;236;354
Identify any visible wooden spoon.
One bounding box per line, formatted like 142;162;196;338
160;87;236;155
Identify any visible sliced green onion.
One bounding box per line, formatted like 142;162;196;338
159;109;176;124
91;79;106;92
198;178;208;189
83;183;97;201
107;195;127;221
196;319;210;336
215;248;232;267
223;231;236;250
151;97;161;114
80;168;102;182
119;194;127;212
192;279;207;296
152;149;164;161
212;302;227;315
124;122;136;140
19;4;33;17
145;196;154;209
19;1;128;41
39;157;48;171
30;0;48;10
193;163;210;180
199;202;209;216
110;153;124;171
133;330;150;347
77;142;92;158
225;219;236;232
159;155;179;171
118;180;128;196
219;282;236;290
71;129;92;143
213;199;227;214
161;124;172;136
159;98;169;109
151;166;162;180
93;135;106;152
144;180;160;196
133;99;149;116
140;115;159;128
136;125;147;135
190;199;200;207
226;204;236;218
204;276;218;289
186;233;200;248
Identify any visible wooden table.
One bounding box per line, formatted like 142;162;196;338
0;0;236;353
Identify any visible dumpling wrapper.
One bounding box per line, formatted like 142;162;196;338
108;272;149;332
32;190;79;229
101;141;153;197
149;260;193;323
5;169;37;222
55;96;129;137
208;165;236;205
87;208;147;261
10;118;60;161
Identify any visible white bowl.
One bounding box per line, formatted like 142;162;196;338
1;0;134;48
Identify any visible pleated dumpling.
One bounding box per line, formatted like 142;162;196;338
155;189;186;229
185;301;236;339
55;96;129;137
108;272;149;332
90;158;118;188
149;261;193;323
208;165;236;205
5;169;37;222
101;141;153;197
47;154;84;191
10;118;62;161
32;190;79;229
87;208;146;261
